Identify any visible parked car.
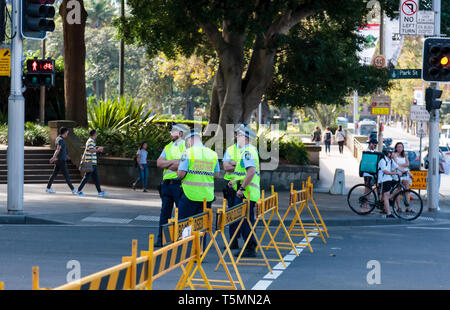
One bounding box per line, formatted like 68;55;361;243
439;145;450;162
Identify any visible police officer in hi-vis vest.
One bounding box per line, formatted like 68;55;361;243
229;124;260;258
222;124;245;249
155;123;190;247
177;129;220;220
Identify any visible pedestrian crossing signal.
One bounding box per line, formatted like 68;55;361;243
24;58;55;88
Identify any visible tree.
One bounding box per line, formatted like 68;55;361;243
116;0;398;131
59;0;89;126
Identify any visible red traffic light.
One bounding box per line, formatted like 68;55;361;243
26;58;55;73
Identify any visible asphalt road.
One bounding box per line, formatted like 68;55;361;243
1;219;450;290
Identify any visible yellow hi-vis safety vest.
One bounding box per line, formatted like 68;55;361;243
223;144;242;181
162;141;186;180
232;145;260;202
181;145;218;202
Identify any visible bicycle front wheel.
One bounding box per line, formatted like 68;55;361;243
347;184;377;215
392;189;423;221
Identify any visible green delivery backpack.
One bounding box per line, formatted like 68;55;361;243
359;151;383;177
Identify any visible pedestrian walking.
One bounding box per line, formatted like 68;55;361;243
46;127;77;194
155;123;189;247
222;124;244;249
177;128;219;220
229;124;260;258
77;129;108;197
311;126;321;146
323;127;332;155
335;125;346;154
132;142;149;192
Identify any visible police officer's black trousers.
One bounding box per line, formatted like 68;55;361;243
156;183;182;244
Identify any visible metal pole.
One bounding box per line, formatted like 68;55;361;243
377;9;384;152
118;0;125;98
427;0;441;211
7;0;24;214
39;39;45;124
353;90;358;134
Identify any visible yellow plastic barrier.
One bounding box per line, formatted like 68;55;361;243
0;281;4;290
161;199;244;290
33;232;210;290
255;186;299;257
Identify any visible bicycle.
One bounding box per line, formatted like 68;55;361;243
347;172;423;221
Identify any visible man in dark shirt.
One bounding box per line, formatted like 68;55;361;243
46;127;77;194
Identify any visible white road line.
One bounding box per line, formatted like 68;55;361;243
81;217;133;224
134;215;160;222
251;280;273;290
263;270;283;280
406;227;450;230
273;262;290;270
251;233;317;291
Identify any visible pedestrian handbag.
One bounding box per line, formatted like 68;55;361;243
79;149;93;174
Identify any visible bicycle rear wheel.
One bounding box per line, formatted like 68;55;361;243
392;189;423;221
347;184;377;215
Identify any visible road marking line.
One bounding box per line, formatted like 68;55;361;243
273;262;290;270
81;217;133;224
251;233;316;290
263;270;283;280
251;280;273;290
134;215;160;222
406;227;450;230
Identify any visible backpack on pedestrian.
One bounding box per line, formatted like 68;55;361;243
359;151;383;177
325;132;332;142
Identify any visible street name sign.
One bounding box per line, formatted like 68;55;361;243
389;68;421;79
371;95;391;115
410;104;430;121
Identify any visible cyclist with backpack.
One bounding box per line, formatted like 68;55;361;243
378;148;403;218
323;127;332;155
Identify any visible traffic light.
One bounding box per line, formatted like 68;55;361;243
20;0;55;40
24;58;55;88
422;37;450;83
425;87;443;112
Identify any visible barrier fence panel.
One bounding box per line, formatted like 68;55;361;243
182;200;244;290
297;178;329;242
256;186;299;257
277;185;314;253
232;195;273;274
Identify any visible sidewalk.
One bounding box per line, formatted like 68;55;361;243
316;144;361;194
1;183;449;227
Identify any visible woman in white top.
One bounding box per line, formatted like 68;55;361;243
392;142;413;212
335;125;346;154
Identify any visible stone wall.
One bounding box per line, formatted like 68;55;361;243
96;157;319;192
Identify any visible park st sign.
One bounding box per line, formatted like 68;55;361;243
390;68;422;79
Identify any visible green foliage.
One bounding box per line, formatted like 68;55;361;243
80;96;172;159
278;137;309;166
0;123;50;146
88;96;157;131
24;122;50;146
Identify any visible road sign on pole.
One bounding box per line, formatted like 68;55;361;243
416;121;427;137
389;68;421;79
410;104;430;121
371;95;391;115
400;0;418;35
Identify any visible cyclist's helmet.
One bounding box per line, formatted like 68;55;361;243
382;147;394;156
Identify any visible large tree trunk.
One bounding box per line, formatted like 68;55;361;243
60;0;88;127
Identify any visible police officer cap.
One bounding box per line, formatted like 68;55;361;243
185;128;201;139
234;123;247;132
171;123;190;133
236;124;257;140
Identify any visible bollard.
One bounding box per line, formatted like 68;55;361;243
329;168;345;195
